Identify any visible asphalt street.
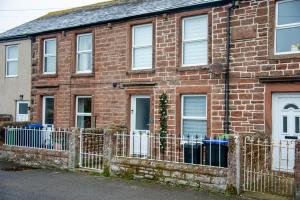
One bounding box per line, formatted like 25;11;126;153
0;162;240;200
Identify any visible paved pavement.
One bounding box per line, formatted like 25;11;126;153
0;161;241;200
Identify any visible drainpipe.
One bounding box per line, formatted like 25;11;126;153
224;0;237;134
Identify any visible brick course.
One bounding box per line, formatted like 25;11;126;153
31;0;300;137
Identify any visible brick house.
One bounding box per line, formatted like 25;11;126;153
0;0;299;168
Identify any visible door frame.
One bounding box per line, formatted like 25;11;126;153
16;100;30;122
272;92;300;141
272;92;300;172
42;96;54;125
130;95;151;133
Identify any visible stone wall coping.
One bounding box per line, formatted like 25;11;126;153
2;145;69;158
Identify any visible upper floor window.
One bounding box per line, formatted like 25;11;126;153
275;0;300;54
43;38;56;74
182;15;208;66
132;24;153;70
5;45;18;77
76;33;92;73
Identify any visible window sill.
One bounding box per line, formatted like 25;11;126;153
176;65;209;72
5;75;18;78
268;53;300;60
38;73;57;78
71;72;94;78
127;68;155;75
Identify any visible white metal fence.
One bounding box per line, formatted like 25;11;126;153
79;130;104;171
4;127;70;151
115;131;229;168
243;136;295;197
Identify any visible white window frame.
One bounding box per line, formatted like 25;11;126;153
275;0;300;55
181;95;207;141
5;45;19;77
132;23;153;70
76;96;92;128
76;33;93;74
182;15;208;67
43;38;56;74
42;96;54;125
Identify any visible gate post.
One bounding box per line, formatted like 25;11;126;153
68;128;79;170
227;134;241;194
295;140;300;199
103;129;117;173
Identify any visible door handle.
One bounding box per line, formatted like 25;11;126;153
285;136;298;139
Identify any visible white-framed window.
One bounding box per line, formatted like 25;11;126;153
76;96;92;128
182;15;208;66
76;33;93;73
5;45;19;77
42;96;54;125
181;95;207;141
132;23;153;70
43;38;56;74
275;0;300;54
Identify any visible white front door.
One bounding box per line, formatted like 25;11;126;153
272;93;300;172
130;95;150;156
16;101;29;122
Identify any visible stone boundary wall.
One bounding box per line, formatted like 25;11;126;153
0;145;70;169
111;157;228;193
0;129;76;169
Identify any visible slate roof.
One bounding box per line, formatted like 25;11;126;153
0;0;225;41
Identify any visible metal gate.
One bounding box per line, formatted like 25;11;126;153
79;130;104;171
242;136;295;197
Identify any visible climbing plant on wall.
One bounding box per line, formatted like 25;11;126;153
159;93;168;153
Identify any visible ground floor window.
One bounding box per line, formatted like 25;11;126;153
42;96;54;125
181;95;207;141
76;96;92;128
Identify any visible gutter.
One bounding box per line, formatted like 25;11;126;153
224;0;237;134
0;0;230;42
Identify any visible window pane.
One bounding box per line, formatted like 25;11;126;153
278;0;300;25
78;53;92;71
18;103;28;114
276;27;300;53
135;98;150;130
78;34;92;51
45;56;56;73
77;116;91;128
7;46;18;59
77;98;91;113
296;116;300;134
184;15;208;40
44;98;54;125
283;116;287;133
183;41;207;65
183;96;206;117
7;61;18;76
45;39;56;54
133;24;152;46
133;47;152;69
183;119;207;140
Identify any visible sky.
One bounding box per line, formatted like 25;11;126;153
0;0;110;33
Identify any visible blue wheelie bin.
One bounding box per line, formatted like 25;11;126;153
25;124;44;148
